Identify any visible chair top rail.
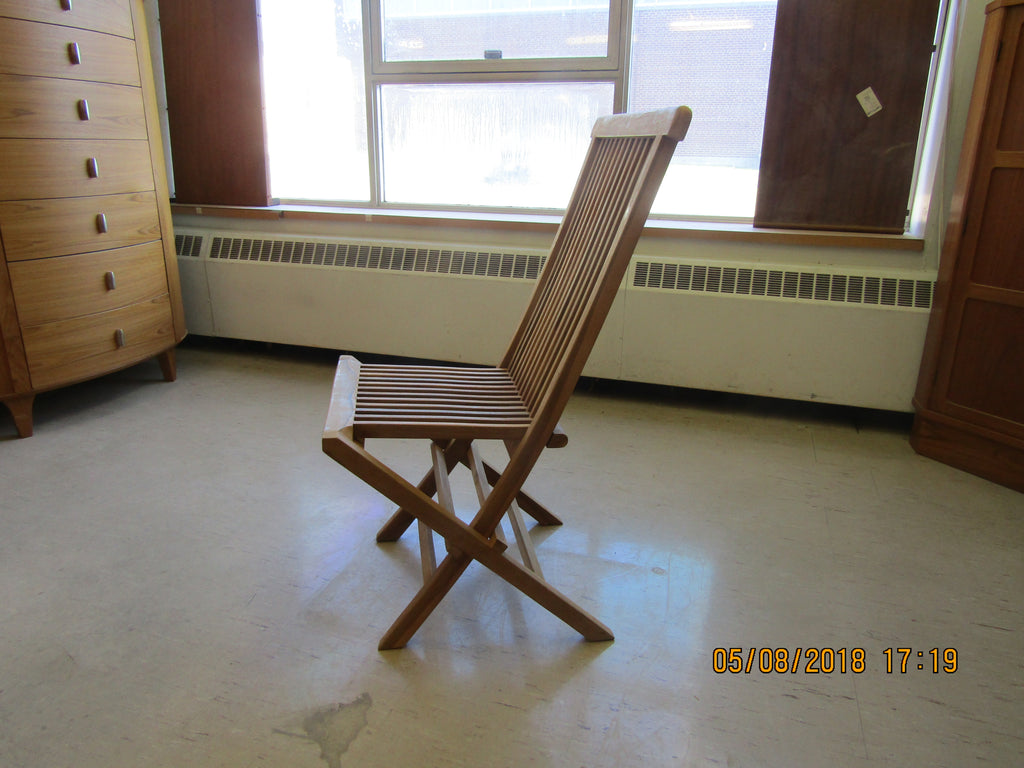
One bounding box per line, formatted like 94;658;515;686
591;106;693;141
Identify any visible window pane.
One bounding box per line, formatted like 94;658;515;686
382;0;610;62
380;82;614;207
260;0;370;201
629;0;777;217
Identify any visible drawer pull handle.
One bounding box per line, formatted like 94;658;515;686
61;0;73;10
77;99;90;121
96;213;108;233
114;329;127;348
86;157;99;178
105;271;116;291
68;42;82;65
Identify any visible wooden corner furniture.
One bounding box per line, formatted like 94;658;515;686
321;107;692;649
911;0;1024;492
0;0;187;438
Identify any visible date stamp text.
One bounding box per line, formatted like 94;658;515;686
711;647;958;674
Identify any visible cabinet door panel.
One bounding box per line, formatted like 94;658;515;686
996;13;1024;150
0;192;160;261
0;139;155;200
9;242;168;325
971;168;1024;291
0;75;146;140
946;299;1024;427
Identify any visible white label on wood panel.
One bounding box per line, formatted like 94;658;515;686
857;87;883;117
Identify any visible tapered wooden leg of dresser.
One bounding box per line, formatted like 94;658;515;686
157;349;177;382
3;394;34;438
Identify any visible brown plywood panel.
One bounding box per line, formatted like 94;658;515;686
158;0;271;206
754;0;941;233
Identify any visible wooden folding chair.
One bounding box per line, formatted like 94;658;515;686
322;107;692;649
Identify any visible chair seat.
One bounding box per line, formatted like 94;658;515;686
324;356;571;448
325;356;533;442
356;362;536;442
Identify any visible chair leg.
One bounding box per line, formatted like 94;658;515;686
324;433;611;649
479;459;563;527
376;439;471;542
467;445;539;576
384;443;607;649
379;552;474;650
465;444;507;546
418;441;461;582
379;543;613;650
377;438;561;540
476;545;613;644
504;499;543;577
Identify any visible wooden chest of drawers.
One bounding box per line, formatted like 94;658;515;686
0;0;186;437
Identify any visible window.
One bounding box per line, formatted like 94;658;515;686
628;0;777;218
259;0;778;218
161;0;948;233
261;0;369;202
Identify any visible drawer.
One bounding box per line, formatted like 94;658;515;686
0;18;139;86
0;139;154;200
0;75;146;140
8;242;168;325
0;0;133;38
22;293;174;391
0;192;161;261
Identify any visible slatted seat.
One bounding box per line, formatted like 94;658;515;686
321;106;692;649
350;362;532;440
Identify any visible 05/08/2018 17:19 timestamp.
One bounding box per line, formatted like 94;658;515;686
711;647;959;674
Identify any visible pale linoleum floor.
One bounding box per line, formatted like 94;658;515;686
1;339;1022;768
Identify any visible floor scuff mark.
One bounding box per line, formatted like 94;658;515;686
276;693;372;768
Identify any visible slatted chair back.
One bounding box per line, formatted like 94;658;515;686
483;107;692;519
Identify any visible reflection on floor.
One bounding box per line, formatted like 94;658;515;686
1;339;1021;767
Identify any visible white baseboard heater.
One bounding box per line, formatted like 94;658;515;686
175;229;934;412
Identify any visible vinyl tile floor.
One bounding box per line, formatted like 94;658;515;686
1;339;1022;768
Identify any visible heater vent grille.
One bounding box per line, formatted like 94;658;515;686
174;233;205;259
204;236;546;281
632;260;934;310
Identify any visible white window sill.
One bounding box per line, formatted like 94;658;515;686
169;202;925;252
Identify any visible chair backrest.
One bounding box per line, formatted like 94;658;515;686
504;107;691;417
483;107;691;521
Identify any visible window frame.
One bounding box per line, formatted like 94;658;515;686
367;0;627;76
360;0;633;209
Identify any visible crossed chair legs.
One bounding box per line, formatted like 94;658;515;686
323;434;614;650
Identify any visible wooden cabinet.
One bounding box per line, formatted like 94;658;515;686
0;0;186;437
911;0;1024;492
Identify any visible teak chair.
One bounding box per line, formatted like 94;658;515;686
322;106;692;649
